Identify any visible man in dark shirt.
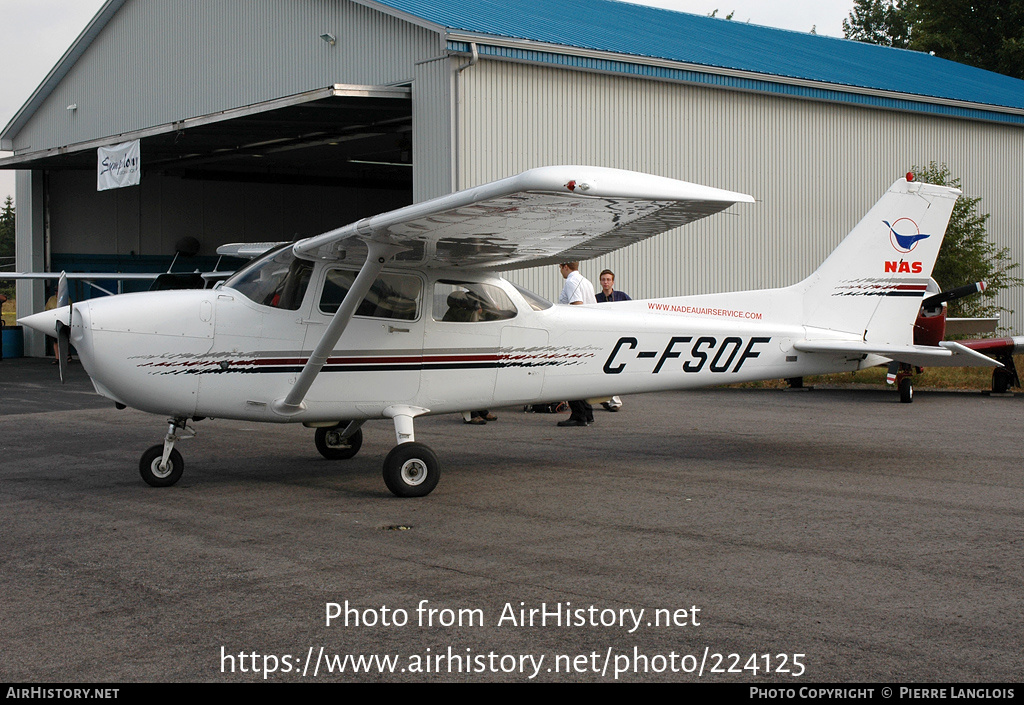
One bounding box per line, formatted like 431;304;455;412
595;269;631;303
594;270;629;411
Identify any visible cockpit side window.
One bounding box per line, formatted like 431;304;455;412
433;280;518;322
224;246;313;311
319;270;421;320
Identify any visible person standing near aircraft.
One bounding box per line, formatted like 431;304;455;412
557;262;597;426
594;269;629;411
595;269;631;303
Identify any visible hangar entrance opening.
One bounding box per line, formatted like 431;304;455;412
1;84;413;293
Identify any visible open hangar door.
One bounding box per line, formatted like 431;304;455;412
6;84;413;298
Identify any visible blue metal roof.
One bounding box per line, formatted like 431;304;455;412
371;0;1024;116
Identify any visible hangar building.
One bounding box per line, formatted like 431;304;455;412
4;0;1024;356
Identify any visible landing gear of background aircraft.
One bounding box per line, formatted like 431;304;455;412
139;417;194;487
888;362;915;404
382;442;440;497
898;376;914;403
992;367;1014;394
314;421;363;460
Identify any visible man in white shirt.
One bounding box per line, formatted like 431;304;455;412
558;261;597;306
557;262;596;426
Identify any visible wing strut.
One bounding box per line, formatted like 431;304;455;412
271;239;407;416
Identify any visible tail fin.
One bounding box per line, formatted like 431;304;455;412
800;178;960;345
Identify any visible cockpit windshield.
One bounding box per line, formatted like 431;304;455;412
511;283;553;311
223;245;313;310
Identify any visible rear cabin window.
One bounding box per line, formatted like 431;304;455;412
433;280;518;322
319;269;421;320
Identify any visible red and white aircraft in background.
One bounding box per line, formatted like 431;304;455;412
17;166;1010;496
892;279;1024;401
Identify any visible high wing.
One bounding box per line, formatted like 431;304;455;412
1;271;164;297
1;272;160;281
2;245;278;293
292;165;753;269
270;166;752;416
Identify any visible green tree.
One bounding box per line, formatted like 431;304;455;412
0;196;13;260
912;163;1022;320
0;196;13;302
842;0;912;47
911;0;1024;80
843;1;1024;80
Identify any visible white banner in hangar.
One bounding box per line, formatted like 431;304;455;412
97;139;141;191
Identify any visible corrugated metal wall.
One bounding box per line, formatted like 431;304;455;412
455;60;1024;331
12;0;441;153
412;55;455;201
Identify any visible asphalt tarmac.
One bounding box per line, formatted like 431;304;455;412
1;357;1021;683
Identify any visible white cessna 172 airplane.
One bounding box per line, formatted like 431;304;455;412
20;165;992;497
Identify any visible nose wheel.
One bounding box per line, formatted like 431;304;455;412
139;417;194;487
140;445;184;487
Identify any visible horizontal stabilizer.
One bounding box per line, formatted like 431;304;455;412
958;336;1024;357
794;340;1001;367
944;317;999;336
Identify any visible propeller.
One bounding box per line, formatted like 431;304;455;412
921;281;986;309
55;272;70;384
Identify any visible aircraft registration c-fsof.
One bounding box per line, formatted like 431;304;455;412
19;165;979;497
603;336;772;375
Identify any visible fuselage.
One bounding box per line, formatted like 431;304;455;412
55;255;870;423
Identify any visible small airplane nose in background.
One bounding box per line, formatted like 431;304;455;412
18;307;71;336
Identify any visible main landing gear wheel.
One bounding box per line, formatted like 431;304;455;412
315;424;363;460
382;442;440;498
899;376;914;404
139;444;184;487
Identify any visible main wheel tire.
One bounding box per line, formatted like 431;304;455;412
315;425;363;460
992;368;1012;394
139;444;184;487
382;442;440;498
898;377;914;404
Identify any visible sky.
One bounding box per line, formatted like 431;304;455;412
0;0;856;201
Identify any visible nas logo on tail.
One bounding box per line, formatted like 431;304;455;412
884;218;930;253
885;260;923;273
